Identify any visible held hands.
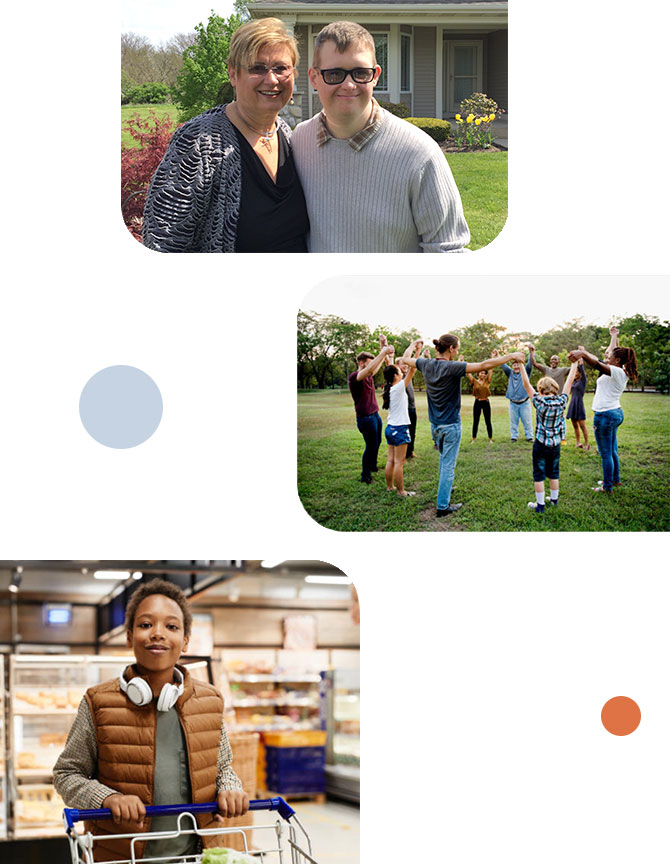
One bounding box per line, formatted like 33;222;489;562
510;351;525;363
382;345;394;357
415;340;424;353
609;325;619;337
379;333;388;347
103;793;146;827
458;354;465;362
490;348;499;357
215;789;250;821
527;342;535;352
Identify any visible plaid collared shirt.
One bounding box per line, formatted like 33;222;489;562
532;393;568;447
316;98;385;151
53;697;242;808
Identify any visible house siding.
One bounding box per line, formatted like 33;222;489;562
295;24;310;122
485;29;507;110
413;27;437;117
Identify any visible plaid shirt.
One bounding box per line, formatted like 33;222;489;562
53;697;242;808
316;98;384;151
532;393;568;447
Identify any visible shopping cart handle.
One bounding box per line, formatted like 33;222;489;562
64;797;296;832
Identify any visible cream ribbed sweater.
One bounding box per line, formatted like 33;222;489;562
292;109;470;253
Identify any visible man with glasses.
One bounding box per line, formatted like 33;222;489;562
292;21;469;253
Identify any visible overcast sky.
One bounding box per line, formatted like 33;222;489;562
120;1;236;44
301;276;668;340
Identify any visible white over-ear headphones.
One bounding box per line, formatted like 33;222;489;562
120;666;184;712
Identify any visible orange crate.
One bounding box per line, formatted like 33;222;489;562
262;730;327;748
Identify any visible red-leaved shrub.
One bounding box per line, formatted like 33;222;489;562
121;111;178;241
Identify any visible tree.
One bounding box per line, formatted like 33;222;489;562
616;314;670;390
172;12;244;122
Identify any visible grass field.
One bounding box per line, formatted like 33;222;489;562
121;103;179;147
298;390;670;532
446;151;507;250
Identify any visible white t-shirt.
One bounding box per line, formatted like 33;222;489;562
592;365;628;412
387;380;410;426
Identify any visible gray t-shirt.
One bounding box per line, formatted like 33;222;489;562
537;364;570;388
415;358;466;425
144;707;198;861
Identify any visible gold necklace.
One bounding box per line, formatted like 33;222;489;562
233;103;277;151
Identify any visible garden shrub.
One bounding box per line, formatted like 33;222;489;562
405;117;451;142
453;92;502;149
121;111;177;241
377;99;410;118
459;92;499;120
123;82;172;105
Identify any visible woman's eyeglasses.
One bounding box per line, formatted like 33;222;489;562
246;64;294;80
315;68;377;85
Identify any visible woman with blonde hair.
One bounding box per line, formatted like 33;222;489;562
143;18;309;252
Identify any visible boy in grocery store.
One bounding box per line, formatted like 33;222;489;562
518;359;579;513
54;578;248;861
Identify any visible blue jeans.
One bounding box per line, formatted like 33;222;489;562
431;421;462;509
509;399;533;440
356;412;382;480
593;408;624;490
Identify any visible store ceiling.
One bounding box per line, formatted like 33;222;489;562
0;560;350;602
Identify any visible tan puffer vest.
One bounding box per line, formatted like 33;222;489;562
84;666;223;862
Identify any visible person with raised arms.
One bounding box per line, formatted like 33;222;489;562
348;342;395;484
500;349;535;442
381;339;423;497
404;335;523;517
569;342;638;493
518;359;579;513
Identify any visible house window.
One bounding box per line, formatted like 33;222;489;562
372;33;388;91
401;33;411;92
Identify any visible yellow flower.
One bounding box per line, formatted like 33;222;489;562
489;113;495;122
466;113;474;123
455;113;461;121
475;117;482;125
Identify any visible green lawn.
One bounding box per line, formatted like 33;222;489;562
446;151;508;250
298;391;670;532
121;103;179;148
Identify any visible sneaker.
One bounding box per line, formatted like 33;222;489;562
360;476;372;485
547;498;559;507
510;438;517;443
525;438;534;442
527;502;545;513
436;503;463;517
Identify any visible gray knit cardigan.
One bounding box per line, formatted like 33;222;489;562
142;104;292;253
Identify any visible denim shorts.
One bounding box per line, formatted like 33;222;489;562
532;440;561;481
385;424;411;446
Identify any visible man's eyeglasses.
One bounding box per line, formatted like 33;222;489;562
314;67;377;85
246;63;294;80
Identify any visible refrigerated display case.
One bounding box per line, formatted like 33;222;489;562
321;668;360;803
8;654;130;838
0;655;7;839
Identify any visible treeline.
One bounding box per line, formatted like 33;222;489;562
121;32;195;101
297;312;670;394
122;4;250;111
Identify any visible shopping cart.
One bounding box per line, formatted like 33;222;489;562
63;798;318;864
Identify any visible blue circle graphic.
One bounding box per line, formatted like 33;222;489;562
79;365;163;449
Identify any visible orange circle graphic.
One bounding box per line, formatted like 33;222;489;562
601;696;641;736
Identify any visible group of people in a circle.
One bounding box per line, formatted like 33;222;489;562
348;326;637;517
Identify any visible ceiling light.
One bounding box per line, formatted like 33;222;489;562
8;570;22;593
260;560;285;569
132;571;143;580
304;575;351;585
93;570;131;580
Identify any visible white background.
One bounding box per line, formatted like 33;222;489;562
2;0;669;860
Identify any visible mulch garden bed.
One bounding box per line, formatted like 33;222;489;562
439;140;505;153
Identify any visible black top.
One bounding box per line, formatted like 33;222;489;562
233;127;309;253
